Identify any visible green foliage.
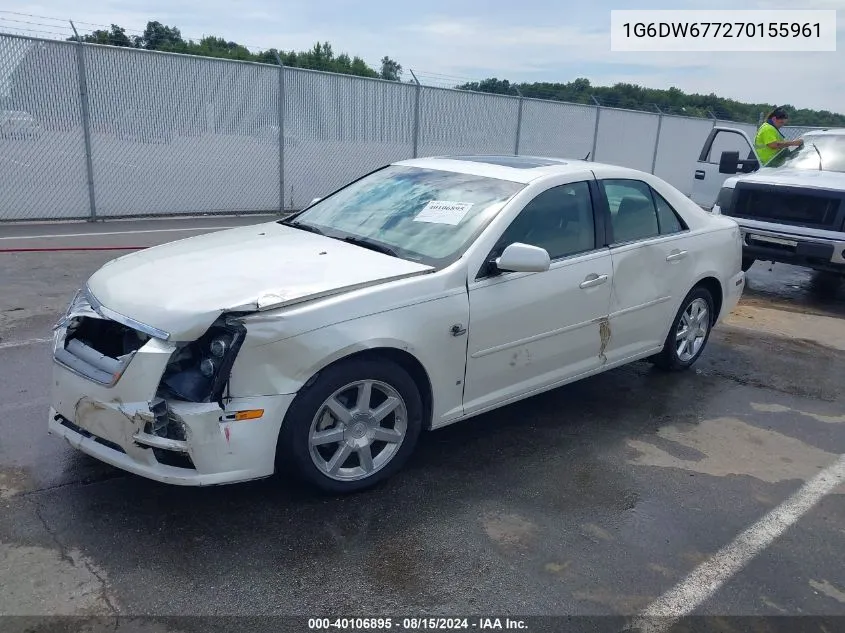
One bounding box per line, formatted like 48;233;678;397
379;56;403;81
74;24;132;47
456;77;844;125
69;20;397;81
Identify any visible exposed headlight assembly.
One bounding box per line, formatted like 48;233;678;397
159;317;246;405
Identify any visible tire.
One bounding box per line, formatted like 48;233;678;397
741;257;755;272
652;286;715;372
276;357;423;494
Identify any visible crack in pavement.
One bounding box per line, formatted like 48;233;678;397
15;471;129;500
32;497;121;618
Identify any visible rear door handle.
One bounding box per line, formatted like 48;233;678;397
694;170;705;180
580;273;608;289
666;250;688;262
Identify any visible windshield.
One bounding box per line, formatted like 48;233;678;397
765;134;845;173
283;165;525;266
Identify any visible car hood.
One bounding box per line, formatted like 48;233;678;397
729;167;845;190
86;221;434;340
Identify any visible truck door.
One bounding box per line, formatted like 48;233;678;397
690;127;758;210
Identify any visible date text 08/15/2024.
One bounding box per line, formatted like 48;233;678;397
308;618;529;630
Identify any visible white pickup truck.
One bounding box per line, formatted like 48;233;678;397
689;126;845;274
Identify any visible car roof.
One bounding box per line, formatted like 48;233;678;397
393;154;641;184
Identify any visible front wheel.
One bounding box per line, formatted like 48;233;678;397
651;286;715;371
276;357;423;494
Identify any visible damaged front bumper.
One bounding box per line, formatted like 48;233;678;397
47;289;294;486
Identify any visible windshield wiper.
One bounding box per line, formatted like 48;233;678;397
280;218;324;235
811;143;823;171
341;235;398;257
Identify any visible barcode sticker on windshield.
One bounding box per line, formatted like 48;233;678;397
413;200;474;225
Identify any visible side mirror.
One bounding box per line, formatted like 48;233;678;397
719;151;759;174
718;151;740;174
495;243;551;273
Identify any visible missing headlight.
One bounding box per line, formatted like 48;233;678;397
159;319;246;405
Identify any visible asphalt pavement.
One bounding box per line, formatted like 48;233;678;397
1;218;844;633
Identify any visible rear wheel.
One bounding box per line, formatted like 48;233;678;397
652;286;715;371
276;357;423;494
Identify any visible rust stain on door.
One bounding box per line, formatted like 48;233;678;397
599;318;611;364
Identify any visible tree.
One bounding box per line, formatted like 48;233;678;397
456;75;845;124
458;78;516;95
379;56;402;81
136;21;184;50
70;24;131;47
71;20;389;79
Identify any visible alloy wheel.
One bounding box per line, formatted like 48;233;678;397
308;379;408;482
675;297;710;362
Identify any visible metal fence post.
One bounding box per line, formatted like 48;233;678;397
272;51;286;212
514;87;524;155
70;21;97;221
590;96;601;161
410;70;421;158
651;105;664;174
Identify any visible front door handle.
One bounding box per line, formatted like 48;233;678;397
666;250;688;262
694;170;705;180
580;273;608;289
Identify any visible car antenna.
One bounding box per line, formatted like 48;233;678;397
810;143;823;171
583;151;591;160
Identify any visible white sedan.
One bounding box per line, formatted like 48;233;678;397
48;155;746;493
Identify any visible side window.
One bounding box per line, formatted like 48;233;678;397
706;130;754;162
494;181;596;262
601;179;660;244
653;191;687;235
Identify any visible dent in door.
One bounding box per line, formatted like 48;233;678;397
509;347;532;368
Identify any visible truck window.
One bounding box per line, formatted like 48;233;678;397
706;130;754;163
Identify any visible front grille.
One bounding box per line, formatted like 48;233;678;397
726;186;843;230
152;448;196;470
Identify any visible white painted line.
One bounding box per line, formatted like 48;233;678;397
0;336;52;350
630;453;845;633
0;226;235;241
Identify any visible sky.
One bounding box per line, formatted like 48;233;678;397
1;0;844;113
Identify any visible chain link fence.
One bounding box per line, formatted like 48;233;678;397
85;45;282;217
0;32;830;222
0;36;90;219
284;68;417;209
518;99;597;161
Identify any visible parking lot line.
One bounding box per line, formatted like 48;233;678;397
0;337;52;350
632;453;845;632
0;226;235;241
